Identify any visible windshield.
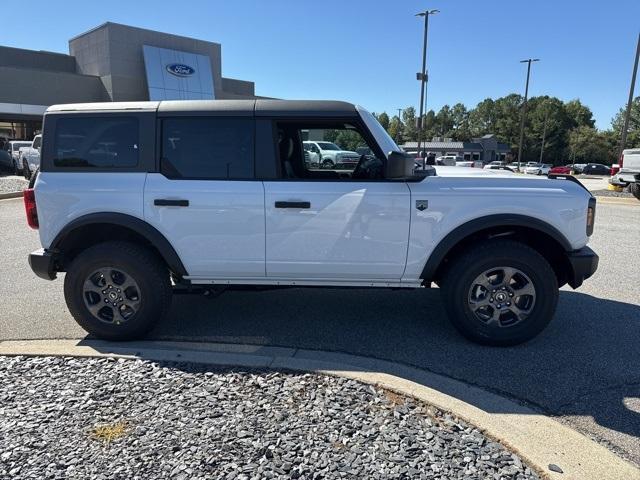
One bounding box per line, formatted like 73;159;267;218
12;142;30;151
316;142;340;151
356;105;400;157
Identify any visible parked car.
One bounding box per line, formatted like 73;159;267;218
436;155;461;166
26;99;598;347
1;140;31;173
484;164;515;172
615;148;640;200
548;165;574;175
303;141;359;169
572;164;586;174
581;163;610;176
19;134;42;179
524;163;552;175
455;160;475;168
610;163;620;176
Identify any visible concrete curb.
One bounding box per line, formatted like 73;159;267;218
0;191;23;200
1;340;638;480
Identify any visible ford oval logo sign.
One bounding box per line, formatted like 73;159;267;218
166;64;195;77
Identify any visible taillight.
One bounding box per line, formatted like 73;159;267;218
23;188;38;229
619;153;624;168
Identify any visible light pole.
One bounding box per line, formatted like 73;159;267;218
397;108;403;143
618;32;640;158
516;58;539;171
416;9;439;167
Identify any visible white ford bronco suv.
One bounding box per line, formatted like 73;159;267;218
25;100;598;346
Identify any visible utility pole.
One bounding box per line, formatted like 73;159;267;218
618;32;640;159
516;58;539;171
397;108;403;143
415;9;439;167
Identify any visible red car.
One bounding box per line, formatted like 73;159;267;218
548;165;573;175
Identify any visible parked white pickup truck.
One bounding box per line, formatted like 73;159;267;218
18;134;42;179
614;148;640;200
24;100;598;346
303;140;360;169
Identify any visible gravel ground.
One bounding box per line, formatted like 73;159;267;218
0;356;539;480
591;188;636;198
0;175;27;194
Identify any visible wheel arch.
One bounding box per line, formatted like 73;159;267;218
421;214;573;287
49;213;188;277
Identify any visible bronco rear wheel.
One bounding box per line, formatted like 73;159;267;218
64;241;172;340
440;239;558;346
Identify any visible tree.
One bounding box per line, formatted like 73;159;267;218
388;115;403;143
402;107;418;142
450;103;471;141
468;98;497;137
568;126;611;164
611;96;640;149
375;112;390;130
565;99;595;129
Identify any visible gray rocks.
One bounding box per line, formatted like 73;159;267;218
0;355;539;479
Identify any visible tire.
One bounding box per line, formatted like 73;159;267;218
322;159;335;169
536;170;542;175
630;182;640;201
64;241;172;340
440;239;558;346
22;159;30;180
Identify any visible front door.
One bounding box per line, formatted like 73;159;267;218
263;120;411;280
144;116;265;279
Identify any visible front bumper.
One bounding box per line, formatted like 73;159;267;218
28;248;57;280
566;246;599;289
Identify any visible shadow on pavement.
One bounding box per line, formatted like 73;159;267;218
86;287;640;462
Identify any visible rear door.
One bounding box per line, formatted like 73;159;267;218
144;115;265;279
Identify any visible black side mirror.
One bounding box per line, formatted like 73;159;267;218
386;151;435;179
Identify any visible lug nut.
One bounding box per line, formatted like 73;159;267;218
507;302;511;306
509;293;514;297
497;304;502;308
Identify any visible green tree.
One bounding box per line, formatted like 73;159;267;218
565;99;595;129
611;96;640;149
450;103;471;140
388;115;403;143
375;112;390;130
468;98;497;137
568;126;611;164
402;107;418;142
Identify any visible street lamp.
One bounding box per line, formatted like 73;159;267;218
397;108;403;143
516;58;539;172
415;9;439;167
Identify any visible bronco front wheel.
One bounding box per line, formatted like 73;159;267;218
64;241;172;340
440;239;558;346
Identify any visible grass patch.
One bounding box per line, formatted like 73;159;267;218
90;421;129;445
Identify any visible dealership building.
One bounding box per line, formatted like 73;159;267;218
0;22;257;140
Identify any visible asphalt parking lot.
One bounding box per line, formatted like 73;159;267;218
0;196;639;466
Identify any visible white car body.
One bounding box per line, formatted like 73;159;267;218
617;148;640;184
524;163;551;175
19;134;42;175
302;141;359;169
26;100;599;345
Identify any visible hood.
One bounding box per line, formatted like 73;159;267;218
434;166;516;178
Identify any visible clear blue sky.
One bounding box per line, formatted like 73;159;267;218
2;0;639;129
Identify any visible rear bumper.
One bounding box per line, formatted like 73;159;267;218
566;246;598;289
28;248;57;280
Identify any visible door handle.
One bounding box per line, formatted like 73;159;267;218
154;199;189;207
275;201;310;209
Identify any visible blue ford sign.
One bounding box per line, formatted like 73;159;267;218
166;63;196;77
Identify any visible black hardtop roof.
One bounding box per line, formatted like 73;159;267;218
47;99;359;117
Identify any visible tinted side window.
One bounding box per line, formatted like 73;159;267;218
161;117;254;179
53;117;139;168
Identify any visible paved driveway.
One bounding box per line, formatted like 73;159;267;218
1;197;639;465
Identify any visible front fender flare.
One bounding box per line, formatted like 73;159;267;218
420;214;573;281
